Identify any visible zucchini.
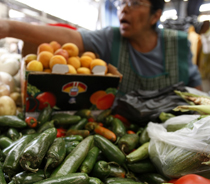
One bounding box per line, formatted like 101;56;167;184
50;135;94;178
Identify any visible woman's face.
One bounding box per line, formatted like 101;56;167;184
117;0;156;38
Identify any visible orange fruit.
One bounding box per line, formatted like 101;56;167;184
82;51;96;59
49;55;67;70
62;43;79;57
77;67;91;74
67;56;81;69
50;41;61;52
24;54;37;65
26;60;43;71
37;43;54;54
37;51;53;69
80;55;92;68
43;68;52;73
90;59;107;73
67;65;77;74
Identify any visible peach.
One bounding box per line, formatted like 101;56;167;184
82;51;96;59
43;68;52;73
62;43;79;57
26;60;43;71
49;55;67;70
24;54;37;65
67;65;77;74
37;43;54;55
90;59;107;74
50;41;61;52
54;48;69;61
67;56;81;69
37;51;53;69
80;55;93;68
77;67;91;75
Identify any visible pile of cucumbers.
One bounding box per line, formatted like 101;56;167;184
0;106;169;184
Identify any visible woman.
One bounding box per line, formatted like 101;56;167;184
0;0;202;94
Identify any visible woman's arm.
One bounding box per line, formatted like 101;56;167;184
0;19;85;53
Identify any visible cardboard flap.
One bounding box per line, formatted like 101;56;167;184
108;64;123;81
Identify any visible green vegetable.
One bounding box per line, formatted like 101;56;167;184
19;128;57;172
21;128;36;135
139;127;150;145
3;133;38;177
80;146;99;174
91;160;111;180
96;109;112;123
0;162;6;184
89;177;104;184
0;116;27;128
94;134;126;166
74;109;92;118
126;142;149;163
69;118;88;130
104;177;136;184
63;135;83;142
126;159;156;174
6;128;21;141
118;134;139;154
0;137;13;149
159;112;175;122
111;118;126;139
65;141;80;155
173;105;210;115
37;103;53;127
34;173;89;184
51;113;81;125
50;135;94;178
109;164;126;178
36;120;55;133
44;137;66;178
138;173;168;184
10;169;50;184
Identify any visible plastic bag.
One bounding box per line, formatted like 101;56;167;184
147;115;210;179
113;82;189;126
163;114;200;132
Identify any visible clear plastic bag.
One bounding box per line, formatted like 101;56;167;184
147;115;210;179
163;114;200;132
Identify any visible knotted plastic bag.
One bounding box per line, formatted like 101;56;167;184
147;115;210;179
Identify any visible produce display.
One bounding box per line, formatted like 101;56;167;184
1;90;210;184
0;48;22;116
1;42;210;184
24;41;110;75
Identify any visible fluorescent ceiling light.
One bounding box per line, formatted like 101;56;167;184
200;3;210;12
198;15;210;22
9;9;25;18
164;0;171;2
160;9;177;22
158;24;163;29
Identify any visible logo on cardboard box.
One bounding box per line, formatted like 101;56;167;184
62;81;87;97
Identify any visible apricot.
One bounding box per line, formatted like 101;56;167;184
26;60;43;72
67;65;77;74
37;43;54;54
77;67;91;75
80;55;93;68
54;48;69;61
50;41;61;52
67;56;81;69
90;59;107;70
24;54;37;65
82;51;96;59
43;68;52;73
37;51;53;69
49;55;67;70
62;43;79;57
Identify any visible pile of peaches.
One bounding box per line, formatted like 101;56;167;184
24;41;109;75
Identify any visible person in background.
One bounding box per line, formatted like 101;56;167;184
0;0;202;95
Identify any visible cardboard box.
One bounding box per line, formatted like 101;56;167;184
21;61;122;113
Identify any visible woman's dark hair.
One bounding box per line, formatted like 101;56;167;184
149;0;165;29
